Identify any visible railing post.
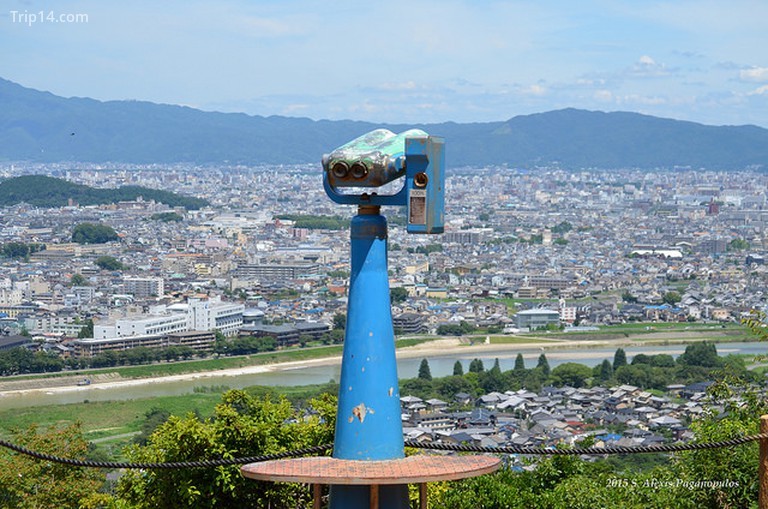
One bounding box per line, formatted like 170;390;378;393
760;415;768;509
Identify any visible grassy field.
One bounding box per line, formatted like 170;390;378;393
0;382;339;460
540;322;749;342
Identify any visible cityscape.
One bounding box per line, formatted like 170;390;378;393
2;163;767;351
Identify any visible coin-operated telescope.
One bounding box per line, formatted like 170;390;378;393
322;128;445;234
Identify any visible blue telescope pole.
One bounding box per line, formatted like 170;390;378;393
329;205;409;509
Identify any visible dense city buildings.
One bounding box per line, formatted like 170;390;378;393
2;163;768;356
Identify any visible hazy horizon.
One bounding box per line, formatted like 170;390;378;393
2;1;766;127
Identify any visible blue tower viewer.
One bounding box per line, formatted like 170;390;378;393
323;130;444;508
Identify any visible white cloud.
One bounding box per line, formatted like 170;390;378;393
629;55;672;78
594;90;613;102
740;67;768;83
282;104;310;114
748;85;768;96
521;84;547;96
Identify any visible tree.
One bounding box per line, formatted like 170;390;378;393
434;375;475;402
676;380;768;508
596;359;613;382
117;390;335;508
150;212;184;222
480;360;505;393
550;362;592;388
0;241;43;259
390;287;408;304
613;348;627;370
468;358;485;373
70;273;88;286
514;353;525;371
0;423;105;508
77;318;94;339
677;342;722;368
333;312;346;331
133;408;172;445
536;354;550;376
95;255;126;271
662;291;682;305
728;238;750;251
631;353;652;365
649;354;675;368
453;360;464;376
418;358;432;381
71;222;119;244
552;221;572;234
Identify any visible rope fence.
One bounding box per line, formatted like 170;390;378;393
2;432;768;470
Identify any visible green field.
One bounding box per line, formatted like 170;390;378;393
0;382;339;460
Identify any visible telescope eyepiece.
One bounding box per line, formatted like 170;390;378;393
350;162;369;180
331;161;350;179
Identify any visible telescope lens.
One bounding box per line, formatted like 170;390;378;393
350;162;368;179
331;162;349;179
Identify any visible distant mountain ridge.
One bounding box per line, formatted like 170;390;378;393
1;77;767;169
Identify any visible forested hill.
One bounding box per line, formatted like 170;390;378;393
0;175;208;209
2;77;768;169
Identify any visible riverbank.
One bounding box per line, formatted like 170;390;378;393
0;328;755;398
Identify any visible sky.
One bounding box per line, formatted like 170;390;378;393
1;0;767;127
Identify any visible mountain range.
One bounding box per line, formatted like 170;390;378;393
1;77;767;170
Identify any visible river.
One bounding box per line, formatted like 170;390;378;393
0;341;764;410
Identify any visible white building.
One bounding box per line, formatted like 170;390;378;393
92;296;244;340
188;296;244;336
94;312;189;339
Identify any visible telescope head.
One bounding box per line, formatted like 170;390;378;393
322;128;445;234
322;129;423;189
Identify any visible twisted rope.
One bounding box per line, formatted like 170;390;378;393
2;432;767;469
406;432;768;456
0;438;332;469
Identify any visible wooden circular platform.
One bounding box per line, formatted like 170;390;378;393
241;455;501;485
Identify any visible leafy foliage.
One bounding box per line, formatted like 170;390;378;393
549;362;592;388
72;222;118;244
0;423;105;509
150;212;184;222
117;390;335;508
437;321;476;336
613;348;628;370
0;347;65;375
390;286;408;304
95;255;127;271
0;241;45;259
418;358;433;381
0;175;208;209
